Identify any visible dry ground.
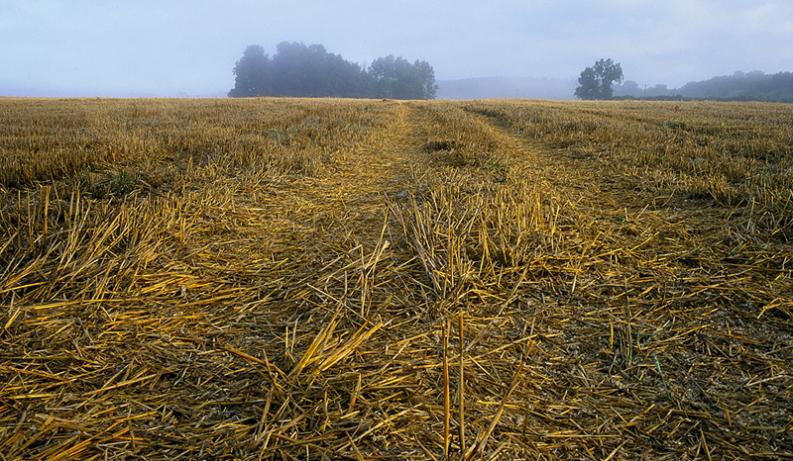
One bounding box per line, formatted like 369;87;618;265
0;98;791;459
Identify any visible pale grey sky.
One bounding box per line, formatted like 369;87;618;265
1;0;791;96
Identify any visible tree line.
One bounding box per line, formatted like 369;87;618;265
576;59;793;103
614;71;793;102
228;42;437;99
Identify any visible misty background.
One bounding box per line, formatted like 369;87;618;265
2;1;792;99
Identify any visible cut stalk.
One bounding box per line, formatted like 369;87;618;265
442;316;451;459
458;311;465;457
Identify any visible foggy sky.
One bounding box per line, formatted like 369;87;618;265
2;0;792;97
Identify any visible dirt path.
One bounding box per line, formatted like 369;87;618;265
245;102;425;254
121;102;445;458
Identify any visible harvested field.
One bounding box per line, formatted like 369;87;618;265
0;98;791;460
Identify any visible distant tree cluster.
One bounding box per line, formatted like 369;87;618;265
575;59;623;100
229;42;437;99
613;71;793;102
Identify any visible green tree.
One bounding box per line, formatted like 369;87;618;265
414;60;438;99
575;59;623;100
228;43;437;100
228;45;271;97
369;55;437;99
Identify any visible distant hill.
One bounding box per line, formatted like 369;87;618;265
437;76;576;100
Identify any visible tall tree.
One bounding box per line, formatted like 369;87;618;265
575;59;623;100
228;45;271;97
369;55;437;99
413;60;438;99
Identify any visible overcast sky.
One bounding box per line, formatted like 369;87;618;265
2;0;792;96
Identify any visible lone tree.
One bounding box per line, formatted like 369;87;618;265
575;59;623;100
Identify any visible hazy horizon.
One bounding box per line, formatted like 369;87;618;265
2;1;792;97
